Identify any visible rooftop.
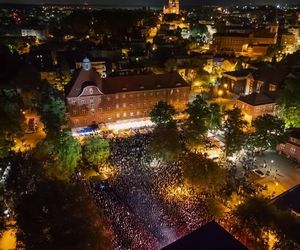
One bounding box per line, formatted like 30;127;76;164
162;221;248;250
66;68;189;98
223;69;253;78
238;92;275;106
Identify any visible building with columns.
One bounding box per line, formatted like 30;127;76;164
65;58;190;128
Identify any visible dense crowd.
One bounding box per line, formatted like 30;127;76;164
87;132;213;249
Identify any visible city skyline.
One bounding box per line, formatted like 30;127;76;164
0;0;299;6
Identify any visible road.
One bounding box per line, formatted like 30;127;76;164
255;151;300;197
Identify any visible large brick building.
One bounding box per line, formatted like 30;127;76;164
65;58;190;128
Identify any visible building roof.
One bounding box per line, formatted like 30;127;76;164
288;128;300;141
272;184;300;215
162;221;248;250
238;92;275;106
101;71;189;94
223;69;253;78
66;67;103;98
66;68;189;98
253;65;289;85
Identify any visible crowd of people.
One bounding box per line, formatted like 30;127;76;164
86;132;213;249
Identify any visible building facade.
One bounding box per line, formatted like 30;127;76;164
277;129;300;163
212;26;278;57
163;0;180;15
66;58;190;128
236;92;276;122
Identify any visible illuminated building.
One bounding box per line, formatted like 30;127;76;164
277;129;300;163
211;25;278;58
163;0;180;15
236;92;276;122
66;58;190;128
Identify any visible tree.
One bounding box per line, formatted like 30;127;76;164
209;103;222;129
149;125;182;163
182;152;227;193
233;196;274;249
0;88;25;158
150;101;176;127
233;196;300;249
83;138;110;168
184;95;211;142
16;180;111;250
221;107;247;157
277;79;300;128
39;95;67;134
251;114;287;152
35;130;81;181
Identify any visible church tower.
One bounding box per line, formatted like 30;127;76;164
163;0;180;15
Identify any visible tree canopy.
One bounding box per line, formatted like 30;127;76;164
150;101;176;127
182;152;227;193
0;88;25;158
83;137;110;167
149;126;182;163
234;196;300;249
39;95;67;134
221;107;247;157
35;131;81;181
16;180;110;250
277;79;300;128
251;114;287;152
184;95;221;145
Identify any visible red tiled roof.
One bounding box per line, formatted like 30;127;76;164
66;70;189;98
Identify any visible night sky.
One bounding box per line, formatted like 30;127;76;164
0;0;299;6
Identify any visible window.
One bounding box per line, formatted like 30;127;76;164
89;88;94;95
115;94;119;99
107;97;111;101
72;99;76;105
122;94;126;98
81;99;85;105
73;110;77;115
123;112;127;117
130;112;134;117
116;104;119;109
290;147;296;154
123;103;127;108
116;113;120;118
90;97;94;103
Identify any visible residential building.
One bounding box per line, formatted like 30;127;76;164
277;128;300;163
236;92;276;121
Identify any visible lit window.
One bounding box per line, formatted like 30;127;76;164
115;94;119;99
116;104;119;109
130;112;134;117
81;99;85;105
116;113;120;118
123;112;127;117
89;88;94;94
123;103;126;108
290;148;296;154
